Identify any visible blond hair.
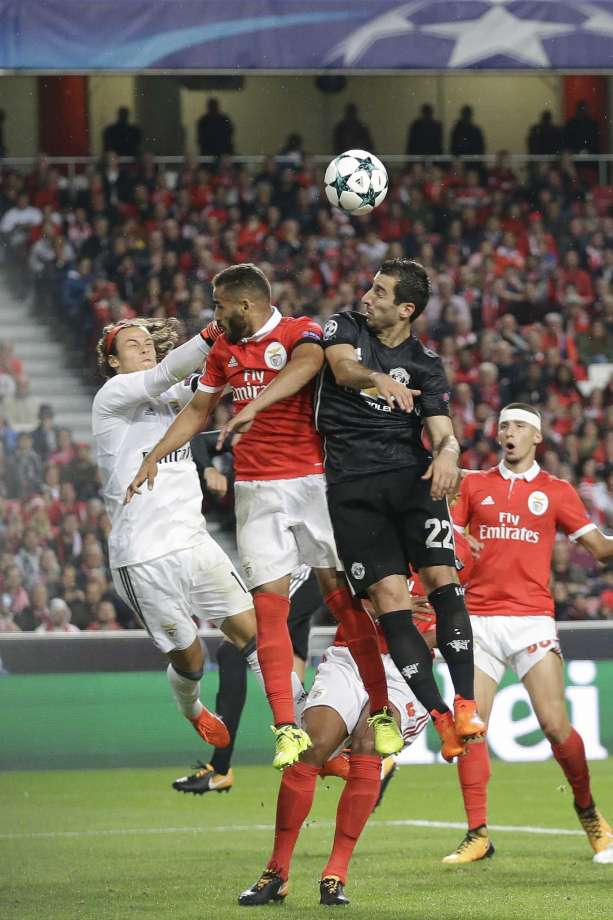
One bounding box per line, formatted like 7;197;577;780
96;317;182;379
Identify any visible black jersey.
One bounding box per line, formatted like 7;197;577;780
315;311;451;484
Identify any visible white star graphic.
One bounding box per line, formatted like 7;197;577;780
326;3;415;66
580;1;613;37
423;5;575;67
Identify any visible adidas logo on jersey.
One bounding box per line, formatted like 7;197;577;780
228;356;238;367
481;496;495;505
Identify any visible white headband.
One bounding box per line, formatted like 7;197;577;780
499;408;541;432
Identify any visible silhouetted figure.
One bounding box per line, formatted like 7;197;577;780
279;133;304;160
333;103;374;154
527;110;563;155
450;105;485;157
564;100;599;154
406;104;443;156
102;107;142;159
197;98;234;158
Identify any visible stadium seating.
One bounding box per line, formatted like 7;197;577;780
0;151;611;630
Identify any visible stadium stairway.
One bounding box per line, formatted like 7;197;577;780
0;281;93;443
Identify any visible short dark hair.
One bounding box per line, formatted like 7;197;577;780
501;402;542;419
213;263;271;302
378;259;431;320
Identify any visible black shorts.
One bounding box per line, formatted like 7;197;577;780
327;466;457;596
287;567;319;662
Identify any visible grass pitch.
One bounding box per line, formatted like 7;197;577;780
1;760;612;920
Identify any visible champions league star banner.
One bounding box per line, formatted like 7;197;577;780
3;1;613;70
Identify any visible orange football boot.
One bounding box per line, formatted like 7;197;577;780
319;751;350;781
454;695;486;743
189;706;230;748
431;709;466;762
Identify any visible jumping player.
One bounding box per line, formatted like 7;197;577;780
315;259;484;753
92;317;260;750
126;264;402;769
445;402;613;865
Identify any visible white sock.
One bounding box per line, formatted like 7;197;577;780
166;664;203;720
245;649;265;691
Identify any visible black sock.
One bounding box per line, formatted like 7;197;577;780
429;583;474;700
378;610;448;714
210;640;247;776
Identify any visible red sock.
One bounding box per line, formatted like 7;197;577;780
325;588;389;714
552;728;592;810
267;761;319;880
322;754;381;884
254;592;294;726
457;740;491;830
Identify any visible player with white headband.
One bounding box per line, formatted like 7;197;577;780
445;401;613;865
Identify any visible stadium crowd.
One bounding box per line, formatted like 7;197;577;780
0;145;611;632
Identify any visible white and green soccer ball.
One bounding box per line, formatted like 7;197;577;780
324;149;388;215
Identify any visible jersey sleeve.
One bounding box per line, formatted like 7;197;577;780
417;352;451;418
93;334;209;415
321;313;359;350
163;375;199;409
197;341;227;394
555;481;597;542
287;317;324;352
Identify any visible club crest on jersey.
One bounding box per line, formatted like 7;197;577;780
264;341;287;371
528;490;549;516
389;367;410;387
323;319;338;340
351;562;365;580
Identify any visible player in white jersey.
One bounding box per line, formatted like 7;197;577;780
92;317;259;749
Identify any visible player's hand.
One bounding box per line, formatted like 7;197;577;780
411;596;434;623
372;372;421;413
465;533;484;558
216;404;257;449
204;466;228;497
422;451;459;501
124;456;159;504
200;321;224;347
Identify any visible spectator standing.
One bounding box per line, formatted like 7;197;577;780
3;564;29;617
103;107;142;159
197;98;234;158
564;100;599;154
450;105;485;157
527;110;563;155
31;404;60;462
333;103;374;154
406;104;443;156
4;376;38;429
7;432;42;499
15;527;41;590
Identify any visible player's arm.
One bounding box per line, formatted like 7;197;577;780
216;342;323;447
577;528;613;561
124;389;222;503
98;323;222;413
422;415;461;501
325;343;421;412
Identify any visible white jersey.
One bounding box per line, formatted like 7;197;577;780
92;334;211;569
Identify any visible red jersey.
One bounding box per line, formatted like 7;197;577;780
453;462;595;617
198;308;324;481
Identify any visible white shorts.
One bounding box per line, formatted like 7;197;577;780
234;474;340;589
471;615;561;685
303;645;429;749
112;535;252;654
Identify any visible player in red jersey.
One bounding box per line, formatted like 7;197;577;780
126;264;402;769
444;402;613;865
239;605;431;908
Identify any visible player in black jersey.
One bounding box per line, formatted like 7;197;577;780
315;258;485;752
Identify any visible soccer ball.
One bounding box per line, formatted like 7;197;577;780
324;149;388;215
